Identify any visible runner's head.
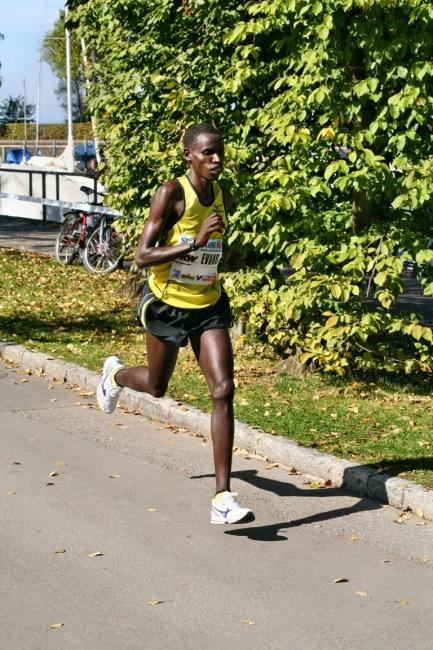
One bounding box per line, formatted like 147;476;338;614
183;123;224;181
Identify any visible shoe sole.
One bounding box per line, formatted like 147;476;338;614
211;511;255;525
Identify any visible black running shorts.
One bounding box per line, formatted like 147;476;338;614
137;283;233;347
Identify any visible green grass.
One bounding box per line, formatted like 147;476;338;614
2;248;433;488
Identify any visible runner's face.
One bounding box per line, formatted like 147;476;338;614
185;133;224;181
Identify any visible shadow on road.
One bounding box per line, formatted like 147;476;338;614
192;468;382;541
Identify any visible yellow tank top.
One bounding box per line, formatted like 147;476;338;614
148;175;228;309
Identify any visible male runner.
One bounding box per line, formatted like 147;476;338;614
97;123;253;525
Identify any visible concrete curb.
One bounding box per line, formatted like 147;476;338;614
2;340;433;520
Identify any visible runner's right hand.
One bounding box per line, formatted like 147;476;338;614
195;213;225;248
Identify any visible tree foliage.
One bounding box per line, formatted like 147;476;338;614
42;10;89;122
72;0;433;374
0;95;35;124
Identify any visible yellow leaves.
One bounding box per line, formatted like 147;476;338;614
241;619;255;625
317;126;335;140
87;551;104;557
325;314;339;328
50;622;64;629
147;600;163;606
394;599;409;606
355;591;370;599
109;474;121;479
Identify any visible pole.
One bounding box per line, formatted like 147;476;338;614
81;37;101;165
23;77;27;160
64;2;75;171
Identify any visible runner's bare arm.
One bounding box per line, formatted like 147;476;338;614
135;181;225;268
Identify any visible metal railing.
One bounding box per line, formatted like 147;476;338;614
0;167;101;221
0;140;95;163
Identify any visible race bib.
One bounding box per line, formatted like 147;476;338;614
169;234;223;285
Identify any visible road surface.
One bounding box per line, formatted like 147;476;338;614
1;360;433;649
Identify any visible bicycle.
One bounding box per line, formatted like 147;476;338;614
54;186;104;265
55;186;126;274
83;215;126;274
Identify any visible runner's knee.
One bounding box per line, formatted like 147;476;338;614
210;378;235;403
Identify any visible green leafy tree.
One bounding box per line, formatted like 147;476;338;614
42;9;89;122
0;95;35;124
71;0;433;374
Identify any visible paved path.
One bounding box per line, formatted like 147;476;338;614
0;215;58;255
1;361;433;649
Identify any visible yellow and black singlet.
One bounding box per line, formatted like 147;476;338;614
148;175;228;309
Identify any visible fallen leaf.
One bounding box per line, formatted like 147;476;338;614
333;578;349;583
382;559;391;563
50;622;64;629
148;508;157;512
19;378;29;383
50;472;59;478
415;507;424;519
310;481;324;489
109;474;121;479
13;461;21;465
87;551;104;557
393;511;412;524
350;536;359;542
46;482;55;487
355;591;370;598
79;390;95;397
265;463;279;470
394;599;409;605
9;490;17;495
54;548;66;554
50;398;57;402
241;619;255;625
147;600;163;606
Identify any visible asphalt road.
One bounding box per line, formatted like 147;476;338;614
1;361;433;649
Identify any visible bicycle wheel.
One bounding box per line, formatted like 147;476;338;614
83;221;126;274
55;212;81;264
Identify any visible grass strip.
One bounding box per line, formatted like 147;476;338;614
1;248;433;488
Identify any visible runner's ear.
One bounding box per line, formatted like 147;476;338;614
184;147;192;163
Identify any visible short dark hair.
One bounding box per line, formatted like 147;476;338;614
183;123;221;148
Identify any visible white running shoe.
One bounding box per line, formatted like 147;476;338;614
210;491;254;525
97;356;124;414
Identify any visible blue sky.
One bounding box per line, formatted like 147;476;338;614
0;0;66;123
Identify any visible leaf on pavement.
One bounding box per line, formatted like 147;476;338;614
355;591;370;598
50;472;59;478
109;474;121;479
79;390;95;397
147;600;163;606
265;463;279;470
393;511;411;524
241;619;255;625
148;508;157;512
415;507;424;519
350;536;359;542
19;378;29;383
87;551;104;557
46;482;55;487
13;461;21;465
54;548;66;554
334;578;349;583
50;622;64;629
394;599;409;605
